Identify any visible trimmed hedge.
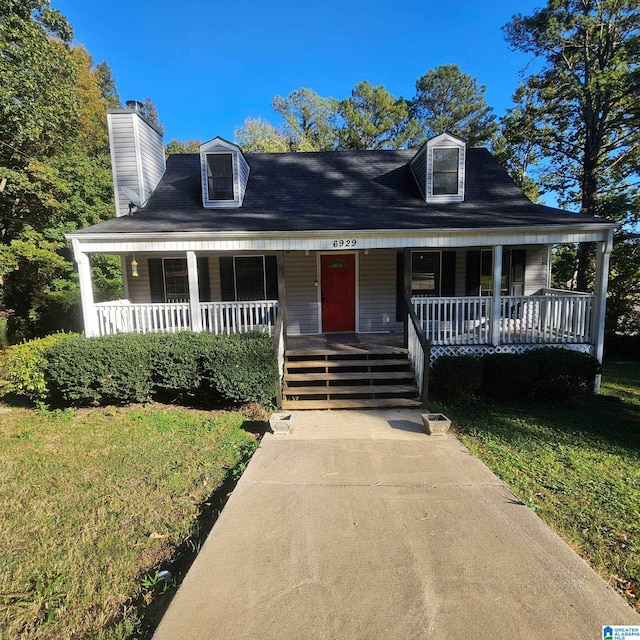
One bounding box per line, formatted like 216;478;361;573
0;333;76;404
481;353;537;401
44;331;278;407
431;355;482;404
431;348;600;405
46;334;154;405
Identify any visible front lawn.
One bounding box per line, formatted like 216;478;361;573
447;360;640;611
0;405;259;639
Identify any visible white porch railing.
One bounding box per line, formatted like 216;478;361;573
94;300;278;336
412;293;594;346
499;294;593;344
200;301;278;334
411;296;491;345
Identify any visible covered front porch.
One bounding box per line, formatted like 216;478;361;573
69;226;613;372
91;290;596;350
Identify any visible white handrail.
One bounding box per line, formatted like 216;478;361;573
500;294;593;344
95;300;278;336
411;296;491;346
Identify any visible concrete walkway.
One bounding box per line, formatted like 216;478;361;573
153;410;639;640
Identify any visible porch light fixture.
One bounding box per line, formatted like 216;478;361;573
131;255;139;277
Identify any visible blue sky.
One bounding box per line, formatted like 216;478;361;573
54;0;543;143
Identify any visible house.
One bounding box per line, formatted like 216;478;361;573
67;101;615;409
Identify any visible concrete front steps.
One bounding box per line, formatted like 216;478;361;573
282;347;422;410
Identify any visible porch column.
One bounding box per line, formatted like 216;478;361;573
186;251;202;332
276;251;287;331
593;230;613;391
120;255;130;299
403;249;412;348
72;240;98;337
490;245;503;346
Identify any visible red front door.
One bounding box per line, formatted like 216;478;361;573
321;254;356;332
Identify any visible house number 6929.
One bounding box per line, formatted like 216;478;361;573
332;239;357;248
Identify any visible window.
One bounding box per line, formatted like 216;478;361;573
163;258;189;302
220;255;278;301
148;257;210;303
412;252;441;296
206;153;234;200
466;250;526;296
432;148;459;195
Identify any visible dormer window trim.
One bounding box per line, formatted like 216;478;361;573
410;132;466;204
199;137;249;209
205;152;235;201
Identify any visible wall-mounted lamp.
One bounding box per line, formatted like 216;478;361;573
305;249;310;256
364;248;369;255
131;255;139;277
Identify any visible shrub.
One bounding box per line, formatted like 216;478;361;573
431;354;482;404
44;331;278;407
147;332;205;396
46;334;153;405
481;353;537;401
527;348;600;400
0;333;76;404
605;333;640;361
200;332;278;405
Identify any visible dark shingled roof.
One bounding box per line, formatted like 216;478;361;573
73;149;608;235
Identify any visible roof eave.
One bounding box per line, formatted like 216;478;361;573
66;221;617;244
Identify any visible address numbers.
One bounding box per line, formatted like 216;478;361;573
332;239;357;248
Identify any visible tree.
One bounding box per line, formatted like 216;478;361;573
0;2;121;340
271;88;338;151
165;138;202;154
139;96;164;134
504;1;640;293
0;0;77;157
234;118;290;153
493;84;542;202
94;60;121;109
411;65;498;147
337;81;417;150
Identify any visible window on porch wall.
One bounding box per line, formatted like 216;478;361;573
148;257;210;303
466;249;526;296
396;251;455;321
219;255;278;301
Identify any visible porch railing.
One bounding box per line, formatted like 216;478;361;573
95;300;278;336
412;292;594;346
200;300;278;334
406;300;430;405
411;296;491;345
499;294;593;344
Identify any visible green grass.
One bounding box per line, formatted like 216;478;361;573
446;360;640;611
0;405;259;639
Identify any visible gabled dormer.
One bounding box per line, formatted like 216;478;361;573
410;132;466;203
199;137;250;208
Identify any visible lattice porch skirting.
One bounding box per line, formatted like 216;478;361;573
429;343;595;364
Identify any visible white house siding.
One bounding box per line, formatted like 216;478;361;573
524;244;550;294
136;119;166;203
359;249;403;333
283;252;318;335
107;110;165;218
107;113;138;218
128;259;151;302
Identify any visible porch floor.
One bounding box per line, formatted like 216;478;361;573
286;332;405;356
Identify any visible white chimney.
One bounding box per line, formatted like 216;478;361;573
107;100;166;217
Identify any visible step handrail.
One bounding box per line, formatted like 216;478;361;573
405;298;431;407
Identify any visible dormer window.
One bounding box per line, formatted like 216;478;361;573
199;137;249;208
410;132;466;203
432;148;459;195
206;153;234;200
